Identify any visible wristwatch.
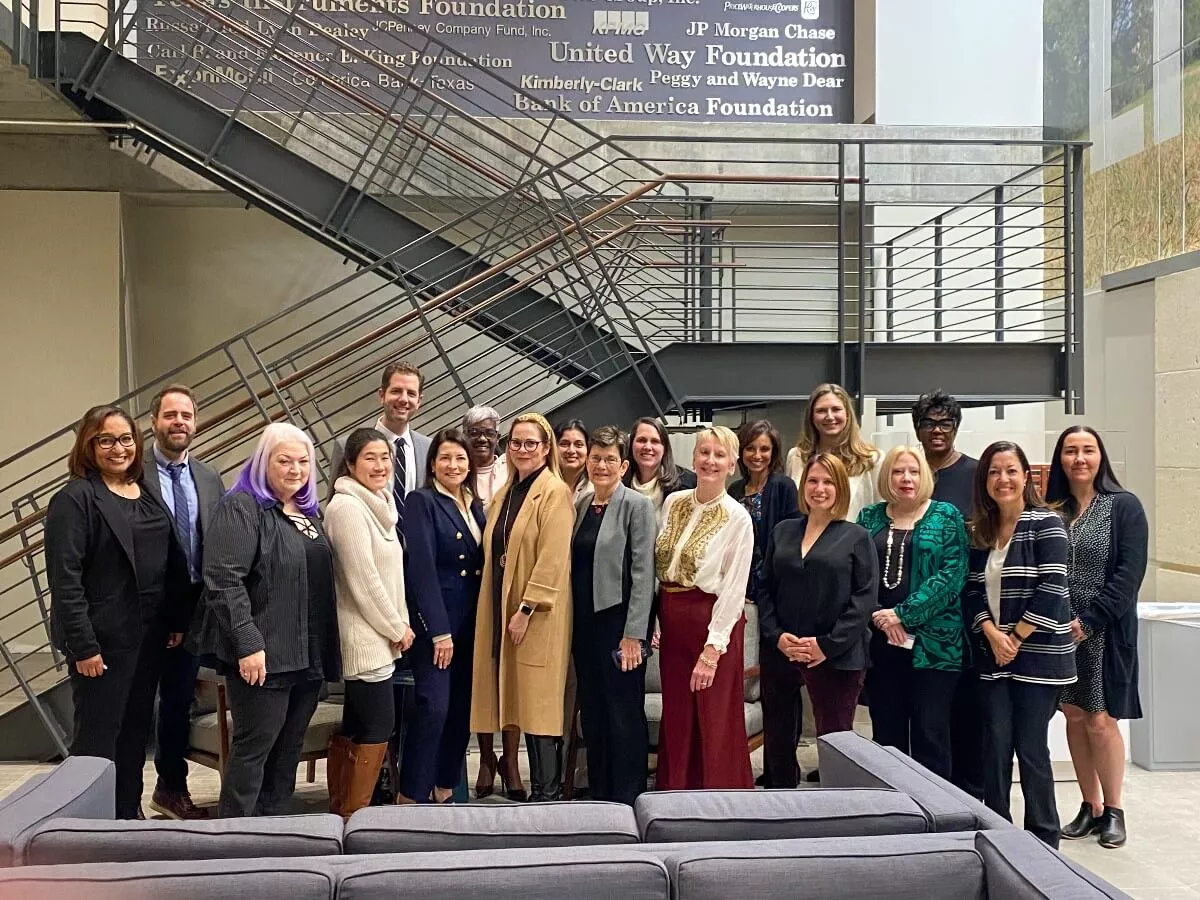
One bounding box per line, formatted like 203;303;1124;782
518;603;535;617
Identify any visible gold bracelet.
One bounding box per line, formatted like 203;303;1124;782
698;655;718;669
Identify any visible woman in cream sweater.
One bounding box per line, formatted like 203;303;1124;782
324;427;414;817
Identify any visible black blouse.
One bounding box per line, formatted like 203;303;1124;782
757;517;879;670
571;503;606;619
119;493;174;625
490;465;545;657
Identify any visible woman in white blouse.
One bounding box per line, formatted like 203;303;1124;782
785;383;881;523
654;425;755;789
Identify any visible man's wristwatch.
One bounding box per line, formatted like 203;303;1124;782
518;603;535;617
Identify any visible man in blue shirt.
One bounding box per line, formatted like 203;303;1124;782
143;384;224;819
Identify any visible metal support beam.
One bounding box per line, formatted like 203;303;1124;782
994;186;1005;341
933;215;944;342
697;200;714;342
836;142;847;386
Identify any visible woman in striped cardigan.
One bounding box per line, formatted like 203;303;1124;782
964;441;1075;849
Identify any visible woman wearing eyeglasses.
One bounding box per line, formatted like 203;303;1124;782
45;406;191;819
471;412;574;801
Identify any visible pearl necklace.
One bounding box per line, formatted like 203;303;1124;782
882;524;911;590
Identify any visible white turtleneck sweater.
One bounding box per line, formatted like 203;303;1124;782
324;476;410;680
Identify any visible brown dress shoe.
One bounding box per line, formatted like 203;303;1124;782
149;788;209;820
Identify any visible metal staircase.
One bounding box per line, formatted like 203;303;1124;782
0;0;1088;757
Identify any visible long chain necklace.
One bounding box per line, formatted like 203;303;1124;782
497;485;518;570
882;524;911;590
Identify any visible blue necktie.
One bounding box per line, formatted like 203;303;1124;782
168;463;195;578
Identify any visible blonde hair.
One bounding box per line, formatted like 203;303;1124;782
693;424;740;462
794;383;878;477
877;445;934;505
506;411;562;482
798;452;851;521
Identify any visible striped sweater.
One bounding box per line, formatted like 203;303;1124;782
964;507;1077;685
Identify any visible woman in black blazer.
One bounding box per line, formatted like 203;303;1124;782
399;429;486;804
1045;427;1148;850
729;419;800;599
45;405;190;819
194;422;341;817
571;426;656;805
757;453;878;787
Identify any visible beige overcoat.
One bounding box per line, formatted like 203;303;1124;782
469;468;574;737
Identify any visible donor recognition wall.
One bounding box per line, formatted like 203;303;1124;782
137;0;854;122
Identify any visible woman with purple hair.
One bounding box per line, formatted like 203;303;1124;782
194;422;342;817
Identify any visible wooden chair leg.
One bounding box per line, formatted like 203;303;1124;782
307;759;317;783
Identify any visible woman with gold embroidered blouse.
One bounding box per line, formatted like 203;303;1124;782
655;425;755;790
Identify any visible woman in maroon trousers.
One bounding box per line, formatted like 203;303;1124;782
654;425;755;789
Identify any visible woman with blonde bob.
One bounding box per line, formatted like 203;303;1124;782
786;383;881;523
655;425;755;789
856;445;968;779
470;411;574;801
756;453;877;786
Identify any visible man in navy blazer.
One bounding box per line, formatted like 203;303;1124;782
141;385;224;820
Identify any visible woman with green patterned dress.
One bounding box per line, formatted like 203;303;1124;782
857;445;968;779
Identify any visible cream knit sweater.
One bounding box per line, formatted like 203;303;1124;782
324;476;409;679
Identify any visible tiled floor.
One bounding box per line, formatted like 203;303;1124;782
3;742;1198;899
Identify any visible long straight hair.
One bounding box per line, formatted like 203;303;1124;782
231;422;320;517
794;383;877;477
970;441;1047;549
1044;426;1123;518
623;416;686;492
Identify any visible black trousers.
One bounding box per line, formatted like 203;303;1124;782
979;678;1062;848
572;603;648;805
865;642;959;779
949;668;986;799
154;645;201;792
342;678;395;745
219;677;323;817
68;627;166;819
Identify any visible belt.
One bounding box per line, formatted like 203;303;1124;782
660;583;695;593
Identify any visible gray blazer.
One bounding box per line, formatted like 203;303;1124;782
572;482;656;641
330;423;430;490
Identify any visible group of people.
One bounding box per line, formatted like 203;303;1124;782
44;370;1147;854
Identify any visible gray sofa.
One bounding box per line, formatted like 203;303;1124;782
0;756;113;866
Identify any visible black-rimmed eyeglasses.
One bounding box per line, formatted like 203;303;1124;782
917;418;956;433
93;433;136;450
508;438;544;452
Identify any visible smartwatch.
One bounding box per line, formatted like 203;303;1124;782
519;603;535;617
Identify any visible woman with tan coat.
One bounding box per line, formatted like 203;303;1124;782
470;412;574;802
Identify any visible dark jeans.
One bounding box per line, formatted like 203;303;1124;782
761;646;864;788
219;677;323;817
69;627;167;818
342;678;395;745
572;604;649;806
866;642;959;779
949;669;986;799
154;645;201;792
979;677;1062;848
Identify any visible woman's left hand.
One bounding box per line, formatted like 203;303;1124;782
618;637;642;672
507;610;530;646
689;645;720;692
872;609;900;630
1069;618;1086;643
797;637;826;667
884;623;911;647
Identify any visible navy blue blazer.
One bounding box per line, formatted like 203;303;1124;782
401;487;486;639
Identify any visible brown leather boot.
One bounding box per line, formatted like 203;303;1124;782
344;742;389;819
327;735;354;817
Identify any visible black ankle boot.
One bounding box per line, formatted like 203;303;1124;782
1098;806;1126;849
1060;802;1102;840
525;734;564;802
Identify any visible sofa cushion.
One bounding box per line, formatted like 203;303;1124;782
343;802;639;853
881;746;1013;831
976;830;1132;899
0;857;335;900
25;814;344;865
635;788;929;842
0;756;114;867
817;732;978;832
334;845;669;900
660;833;985;900
190;701;341;757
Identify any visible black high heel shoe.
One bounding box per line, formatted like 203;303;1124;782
474;753;498;799
499;754;528;802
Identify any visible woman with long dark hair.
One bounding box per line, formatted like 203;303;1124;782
324;428;412;818
45;405;189;819
624;417;696;524
729;419;799;599
965;441;1074;848
556;419;592;502
1045;426;1147;850
399;428;486;804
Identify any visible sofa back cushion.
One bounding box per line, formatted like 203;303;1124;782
661;833;985;900
880;746;1013;831
634;788;929;842
24;814;344;865
0;857;336;900
334;846;669;900
343;802;639;854
975;830;1132;899
0;757;114;867
817;732;979;832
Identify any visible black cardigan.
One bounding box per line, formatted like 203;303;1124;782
729;472;800;558
1079;491;1147;720
756;517;878;670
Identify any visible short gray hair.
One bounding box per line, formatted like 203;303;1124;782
462;405;501;429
